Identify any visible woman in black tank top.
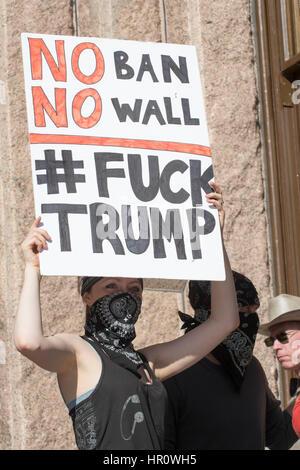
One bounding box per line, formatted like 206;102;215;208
69;279;168;450
14;183;240;450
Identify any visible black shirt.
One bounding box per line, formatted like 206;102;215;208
70;337;167;450
164;356;298;450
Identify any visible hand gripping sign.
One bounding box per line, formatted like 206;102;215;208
21;33;225;280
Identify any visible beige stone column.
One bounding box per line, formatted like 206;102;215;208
0;0;77;450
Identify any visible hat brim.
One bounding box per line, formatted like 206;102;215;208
258;311;300;336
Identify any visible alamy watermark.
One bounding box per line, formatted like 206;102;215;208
95;204;215;255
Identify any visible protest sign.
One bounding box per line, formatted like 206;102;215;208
21;33;225;280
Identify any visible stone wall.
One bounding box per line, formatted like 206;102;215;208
0;0;277;449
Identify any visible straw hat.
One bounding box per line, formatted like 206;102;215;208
259;294;300;336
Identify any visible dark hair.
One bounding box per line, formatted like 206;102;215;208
80;276;143;297
188;270;260;311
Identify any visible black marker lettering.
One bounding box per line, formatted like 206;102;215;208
164;97;181;125
142;100;166;125
136;54;159;82
36;149;85;195
122;205;150;254
111;98;142;122
187;208;216;259
90;203;125;255
127;154;160;202
94;152;125;198
181;98;200;125
160;160;189;204
41;203;87;251
190;161;214;206
150;208;186;259
114;51;134;79
161;55;189;83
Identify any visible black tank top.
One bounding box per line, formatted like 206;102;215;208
69;336;168;450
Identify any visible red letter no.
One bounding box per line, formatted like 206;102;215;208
29;38;66;81
72;89;102;128
32;87;67;127
72;43;104;84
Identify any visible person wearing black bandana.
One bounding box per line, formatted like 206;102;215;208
81;277;145;370
164;273;298;450
14;183;241;450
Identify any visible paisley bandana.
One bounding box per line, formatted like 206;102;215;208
179;271;260;389
84;291;144;371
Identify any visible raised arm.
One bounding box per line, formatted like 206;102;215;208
14;217;76;373
140;183;239;381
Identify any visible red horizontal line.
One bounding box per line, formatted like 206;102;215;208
29;134;212;157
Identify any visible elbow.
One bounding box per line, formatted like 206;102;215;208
14;337;41;355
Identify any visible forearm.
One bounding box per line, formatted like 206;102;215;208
144;244;239;380
210;242;239;332
14;264;44;350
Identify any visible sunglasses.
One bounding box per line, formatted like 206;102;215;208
264;332;289;347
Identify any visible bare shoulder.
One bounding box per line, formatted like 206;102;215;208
55;333;102;377
58;334;102;366
52;332;78;341
48;332;81;349
57;335;102;400
51;332;93;354
41;332;93;359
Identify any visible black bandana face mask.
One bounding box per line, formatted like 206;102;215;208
85;291;143;370
194;309;259;384
179;271;260;389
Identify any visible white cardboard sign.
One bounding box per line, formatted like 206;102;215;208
21;33;225;280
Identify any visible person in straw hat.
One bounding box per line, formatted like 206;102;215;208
259;294;300;438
